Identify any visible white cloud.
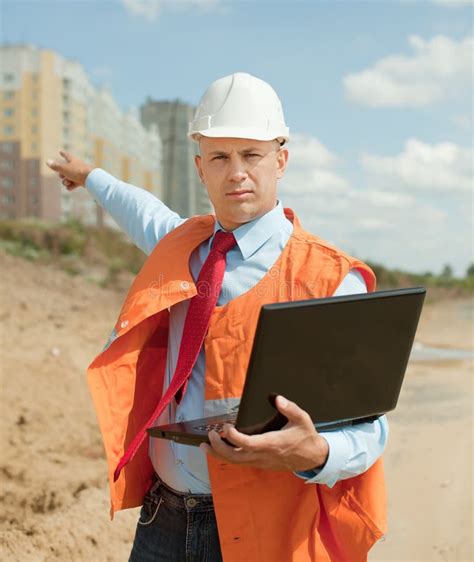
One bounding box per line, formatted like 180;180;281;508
172;0;222;13
122;0;160;22
452;113;473;131
363;190;416;208
432;0;473;7
278;133;471;276
361;139;474;193
355;217;393;232
287;134;339;168
121;0;222;21
280;134;349;195
344;35;473;107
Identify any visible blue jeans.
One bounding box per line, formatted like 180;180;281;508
129;475;223;562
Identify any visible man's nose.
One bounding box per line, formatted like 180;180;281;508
227;158;248;182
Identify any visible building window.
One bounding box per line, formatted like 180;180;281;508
0;177;14;188
4;73;14;82
0;160;14;170
30;176;38;187
4;108;14;117
31;126;38;134
32;91;38;100
32;108;38;117
31;142;37;151
31;195;39;204
3;194;15;205
1;142;14;153
3;91;14;100
3;126;14;135
63;111;70;122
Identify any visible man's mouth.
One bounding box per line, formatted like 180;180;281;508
226;190;253;198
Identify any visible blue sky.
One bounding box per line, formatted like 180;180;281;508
2;0;473;276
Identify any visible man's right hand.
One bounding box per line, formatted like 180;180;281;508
46;150;94;190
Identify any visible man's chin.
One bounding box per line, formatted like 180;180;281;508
215;208;257;230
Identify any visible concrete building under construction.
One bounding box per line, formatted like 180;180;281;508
140;99;212;218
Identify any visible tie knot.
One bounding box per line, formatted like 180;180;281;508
211;230;237;255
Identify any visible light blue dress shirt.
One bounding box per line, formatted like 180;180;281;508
86;169;388;493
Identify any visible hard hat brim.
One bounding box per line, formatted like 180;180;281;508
188;125;289;143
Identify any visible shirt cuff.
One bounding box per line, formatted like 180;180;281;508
294;430;351;488
85;168;116;201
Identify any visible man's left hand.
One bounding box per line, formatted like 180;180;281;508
200;395;329;472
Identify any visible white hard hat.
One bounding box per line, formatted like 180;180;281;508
188;72;290;144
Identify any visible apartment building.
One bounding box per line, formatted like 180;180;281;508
140;98;212;218
89;88;162;227
0;44;162;227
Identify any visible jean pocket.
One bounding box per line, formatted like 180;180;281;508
138;496;163;526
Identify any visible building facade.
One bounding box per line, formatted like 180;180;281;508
0;44;162;226
140;98;212;218
89;89;162;228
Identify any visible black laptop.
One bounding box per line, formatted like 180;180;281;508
147;287;426;446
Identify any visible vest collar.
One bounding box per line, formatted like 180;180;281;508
114;209;303;339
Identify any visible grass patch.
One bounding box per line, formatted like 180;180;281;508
1;218;472;296
0;218;146;289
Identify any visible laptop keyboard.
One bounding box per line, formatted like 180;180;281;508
193;420;236;432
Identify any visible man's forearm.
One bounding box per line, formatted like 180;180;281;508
295;414;389;487
85;169;187;255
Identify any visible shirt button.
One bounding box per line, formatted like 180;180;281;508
186;498;198;508
180;281;190;290
120;320;129;329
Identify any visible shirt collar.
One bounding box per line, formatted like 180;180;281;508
212;200;290;260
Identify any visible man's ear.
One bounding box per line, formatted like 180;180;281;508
194;154;205;184
276;148;289;180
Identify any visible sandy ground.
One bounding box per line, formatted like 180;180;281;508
1;250;472;562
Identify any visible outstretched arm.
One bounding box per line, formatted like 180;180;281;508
46;151;186;255
84;169;186;255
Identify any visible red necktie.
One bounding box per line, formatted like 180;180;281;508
114;230;237;481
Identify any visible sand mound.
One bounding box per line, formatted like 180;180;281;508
0;251;138;561
1;250;472;561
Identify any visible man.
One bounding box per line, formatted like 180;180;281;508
47;73;388;562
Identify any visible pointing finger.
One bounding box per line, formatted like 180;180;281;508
59;150;72;163
46;159;62;172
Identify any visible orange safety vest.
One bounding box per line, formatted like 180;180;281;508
87;208;387;562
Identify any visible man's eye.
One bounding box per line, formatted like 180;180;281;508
246;153;260;158
212;155;227;161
